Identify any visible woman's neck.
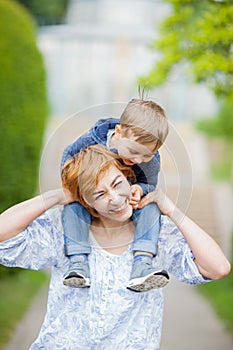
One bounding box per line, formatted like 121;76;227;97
91;217;135;254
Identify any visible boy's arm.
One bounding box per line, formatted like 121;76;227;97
61;132;92;168
139;188;231;280
133;151;160;195
0;189;73;242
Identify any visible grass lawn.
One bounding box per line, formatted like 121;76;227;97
211;151;233;183
209;139;233;183
0;268;48;349
197;233;233;336
194;127;233;335
197;272;233;334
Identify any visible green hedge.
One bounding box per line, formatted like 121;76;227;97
0;0;48;214
0;269;49;347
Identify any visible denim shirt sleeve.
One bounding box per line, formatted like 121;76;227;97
137;182;156;195
133;151;160;195
61;132;94;168
60;118;118;169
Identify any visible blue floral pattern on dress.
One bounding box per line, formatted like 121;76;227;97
0;209;210;349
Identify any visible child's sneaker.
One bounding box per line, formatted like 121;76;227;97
63;256;90;288
127;257;169;292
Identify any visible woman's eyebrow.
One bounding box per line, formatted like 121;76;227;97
110;175;122;187
92;188;105;196
92;175;121;195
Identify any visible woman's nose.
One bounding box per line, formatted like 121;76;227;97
108;189;120;203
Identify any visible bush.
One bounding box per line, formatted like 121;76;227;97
196;99;233;141
0;266;20;278
0;0;48;213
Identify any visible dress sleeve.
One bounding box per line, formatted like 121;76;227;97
156;216;211;285
0;208;64;270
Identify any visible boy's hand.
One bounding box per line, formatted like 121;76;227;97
129;184;143;209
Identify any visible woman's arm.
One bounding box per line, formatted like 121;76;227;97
139;188;231;280
0;189;73;242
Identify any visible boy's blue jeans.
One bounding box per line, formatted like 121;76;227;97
62;202;161;257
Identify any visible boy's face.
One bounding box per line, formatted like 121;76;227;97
113;127;155;166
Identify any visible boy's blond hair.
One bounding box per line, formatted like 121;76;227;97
62;145;135;217
120;99;169;152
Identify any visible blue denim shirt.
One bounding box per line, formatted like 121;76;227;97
61;118;160;195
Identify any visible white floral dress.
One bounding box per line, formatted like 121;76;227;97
0;208;209;350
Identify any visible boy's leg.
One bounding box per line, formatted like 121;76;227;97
62;202;91;288
127;203;169;292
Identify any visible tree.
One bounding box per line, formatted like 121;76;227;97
141;0;233;100
0;0;48;213
17;0;69;25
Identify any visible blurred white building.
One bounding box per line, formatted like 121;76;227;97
38;0;217;121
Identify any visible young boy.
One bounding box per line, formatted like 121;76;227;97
61;98;169;292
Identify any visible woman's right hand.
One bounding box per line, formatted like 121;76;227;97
0;188;75;242
55;188;75;206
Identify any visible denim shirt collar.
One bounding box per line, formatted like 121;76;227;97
90;118;119;145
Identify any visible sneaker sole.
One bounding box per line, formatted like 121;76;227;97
127;272;169;292
63;276;90;288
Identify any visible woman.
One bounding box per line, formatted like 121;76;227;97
0;145;230;349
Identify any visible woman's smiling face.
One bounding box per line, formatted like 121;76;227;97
91;165;133;222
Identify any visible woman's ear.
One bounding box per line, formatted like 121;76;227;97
114;124;122;139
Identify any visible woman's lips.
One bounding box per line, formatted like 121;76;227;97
109;199;129;214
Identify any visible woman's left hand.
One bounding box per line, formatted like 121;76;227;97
138;188;175;217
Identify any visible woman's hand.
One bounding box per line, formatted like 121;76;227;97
0;188;75;242
56;188;75;206
138;188;175;217
139;188;231;280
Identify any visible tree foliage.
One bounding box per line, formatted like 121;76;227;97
142;0;233;100
197;99;233;139
17;0;69;25
0;0;48;214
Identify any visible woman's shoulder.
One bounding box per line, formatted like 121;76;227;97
160;215;180;236
159;216;187;249
45;207;63;228
29;207;64;242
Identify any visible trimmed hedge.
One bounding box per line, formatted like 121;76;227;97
0;0;48;213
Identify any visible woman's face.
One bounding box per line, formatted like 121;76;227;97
90;165;133;222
